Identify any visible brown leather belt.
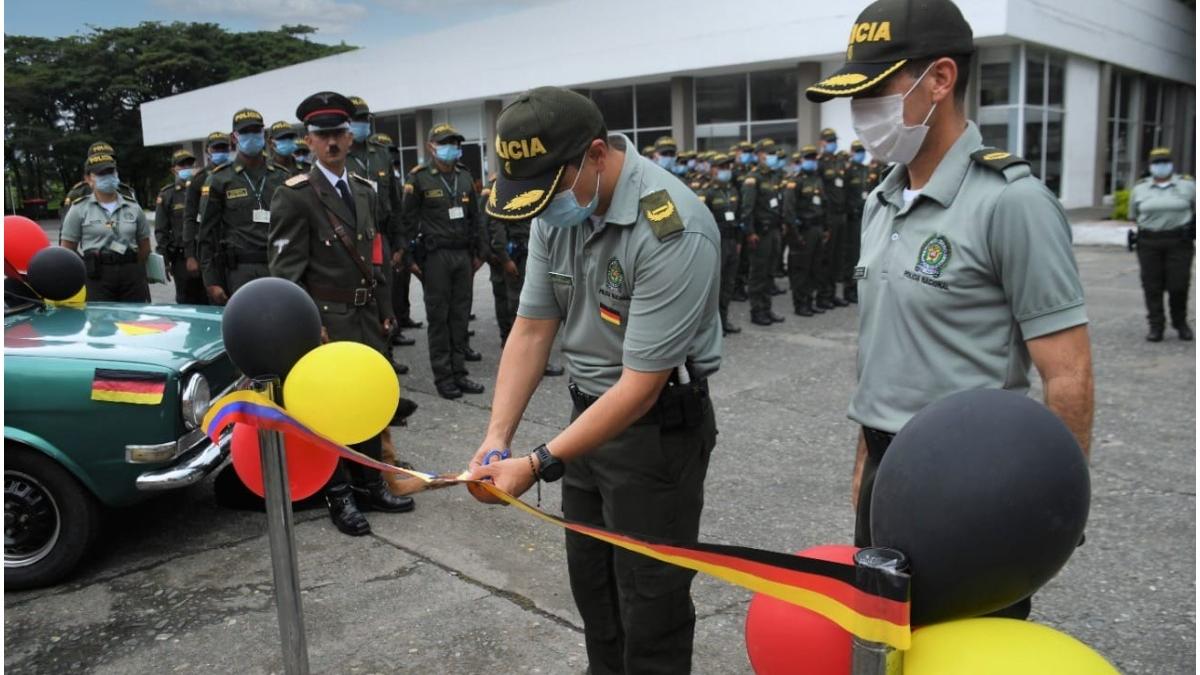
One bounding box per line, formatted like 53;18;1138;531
308;283;375;306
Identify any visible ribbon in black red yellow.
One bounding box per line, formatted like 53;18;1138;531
203;391;912;649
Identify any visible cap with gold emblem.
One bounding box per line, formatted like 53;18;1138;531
206;131;231;148
295;91;355;132
269;120;298;139
711;152;733;167
487;86;606;221
641;145;655;157
85;153;117;174
1149;147;1172;161
232;108;265;133
737;141;755;153
800;144;819;157
851;139;865;152
805;0;974;102
348;96;371;120
88;141;115;157
680;150;697;161
654;136;678;153
171;149;196;165
369;132;394;146
428;123;465;145
820;128;838;142
755;138;777;153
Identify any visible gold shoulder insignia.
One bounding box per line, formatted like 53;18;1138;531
786;181;797;189
487;187;498;209
284;174;309;188
640;189;685;241
970;148;1029;173
697;195;707;203
213;162;231;173
350;172;371;185
409;165;425;174
504;189;545;212
159;183;174;193
743;177;756;186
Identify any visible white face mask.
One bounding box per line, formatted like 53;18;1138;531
851;62;937;166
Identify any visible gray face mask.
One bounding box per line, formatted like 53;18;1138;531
851;62;937;166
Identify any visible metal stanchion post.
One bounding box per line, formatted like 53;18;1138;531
851;547;909;675
254;377;310;675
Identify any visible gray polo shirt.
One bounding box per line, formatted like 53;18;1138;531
850;122;1088;433
518;134;722;396
1129;175;1195;232
60;194;150;254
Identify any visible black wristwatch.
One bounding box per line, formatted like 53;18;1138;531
533;444;564;483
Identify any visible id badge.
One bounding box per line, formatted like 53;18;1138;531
724;211;735;222
853;265;867;280
835;178;844;188
448;206;465;220
768;197;779;209
813;196;822;206
253;209;271;223
108;240;128;255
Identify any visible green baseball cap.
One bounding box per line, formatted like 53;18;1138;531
487;86;606;221
88;141;115;156
348;96;371;119
806;0;974;102
85;153;116;174
232;108;265;133
269;120;298;139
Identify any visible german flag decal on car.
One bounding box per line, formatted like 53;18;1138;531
91;369;167;405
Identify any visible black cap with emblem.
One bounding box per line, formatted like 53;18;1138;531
232;108;265;133
348;96;371;120
269;120;298;139
85;153;117;174
428;124;465;145
806;0;974;102
486;86;606;221
88;141;115;157
171;149;195;165
296;91;355;132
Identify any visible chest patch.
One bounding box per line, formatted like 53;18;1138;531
424;188;444;199
605;257;625;290
226;187;249;200
915;233;952;278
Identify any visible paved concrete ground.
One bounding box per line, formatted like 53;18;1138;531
5;241;1195;674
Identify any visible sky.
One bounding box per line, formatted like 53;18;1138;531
3;0;560;48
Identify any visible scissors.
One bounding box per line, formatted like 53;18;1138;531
482;448;511;466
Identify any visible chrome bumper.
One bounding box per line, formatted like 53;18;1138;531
135;430;231;491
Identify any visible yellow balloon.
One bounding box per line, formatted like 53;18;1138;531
904;618;1119;675
46;285;86;309
283;341;399;445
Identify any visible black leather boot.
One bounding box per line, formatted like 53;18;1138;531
1147;326;1165;342
353;480;416;513
326;487;371;536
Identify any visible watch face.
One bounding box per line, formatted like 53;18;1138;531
537;446;565;482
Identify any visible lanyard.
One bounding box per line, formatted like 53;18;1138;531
438;171;459;200
242;171;268;209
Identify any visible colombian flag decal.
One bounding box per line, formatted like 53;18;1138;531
91;369;167;405
599;303;622;327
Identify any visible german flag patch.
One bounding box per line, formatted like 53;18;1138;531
91;369;167;405
599;304;622;327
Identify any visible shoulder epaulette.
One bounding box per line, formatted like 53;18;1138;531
786;181;797;189
284;174;309;188
639;189;685;241
970;148;1030;173
480;186;491;197
743;177;756;186
159;183;174;193
350;172;372;186
69;181;86;192
212;162;232;174
409;164;425;175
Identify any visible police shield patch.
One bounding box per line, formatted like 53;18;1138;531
915;233;951;278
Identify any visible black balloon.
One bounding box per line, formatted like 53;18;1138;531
870;388;1090;625
221;277;322;379
25;247;86;301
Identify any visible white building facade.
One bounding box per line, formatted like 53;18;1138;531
140;0;1195;209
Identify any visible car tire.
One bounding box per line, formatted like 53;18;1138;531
5;446;100;590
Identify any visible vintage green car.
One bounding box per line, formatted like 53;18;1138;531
4;297;241;589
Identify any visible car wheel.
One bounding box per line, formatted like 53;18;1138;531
5;446;100;590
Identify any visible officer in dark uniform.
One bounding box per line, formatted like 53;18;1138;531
815;128;851;309
62;142;138;215
731;140;757;301
154;149;208;304
268;121;301;176
783;144;827;316
1129;147;1196;341
698;153;743;335
198;109;286;304
293;139;313;172
403;123;487;399
268;91;415;536
182;132;232;286
741;138;787;326
843;139;881;304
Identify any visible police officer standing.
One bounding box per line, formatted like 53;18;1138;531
268;91;415;536
155;149;208;304
63;142;139;215
842;139;882;304
783;144;826;316
403;123;486;399
1130;147;1195;341
807;0;1094;620
467;86;721;675
268;121;301;176
731;140;757;302
698;153;743;334
741;138;787;326
198;110;286;304
183;132;232;266
815;128;852;309
60;153;151;302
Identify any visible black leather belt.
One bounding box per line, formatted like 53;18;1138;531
569;379;710;427
95;250;138;264
228;248;269;264
1138;228;1189;240
308;283;375;307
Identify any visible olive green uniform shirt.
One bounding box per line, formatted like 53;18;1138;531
845;160;882;217
154;180;188;255
697;180;743;242
349;142;403;249
183;165;217;260
817;153;849;215
197;156;286;287
739;165;785;233
1130;176;1196;231
402;162;484;255
850;122;1088;433
782;172;826;227
518;134;722;396
60;194;150;253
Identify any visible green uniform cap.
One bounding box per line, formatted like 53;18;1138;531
1149;147;1172;161
269;120;298;139
369;132;394;146
738;141;755;152
641;145;655;157
710;152;733;166
348;95;370;119
232;108;264;133
806;0;974;102
755;138;776;153
851;139;865;151
800;144;819;157
487;86;606;221
679;150;697;161
85;153;116;173
654;136;678;152
206;131;231;147
428;123;465;144
294;139;309;151
820;128;838;141
171;148;195;165
88;141;114;156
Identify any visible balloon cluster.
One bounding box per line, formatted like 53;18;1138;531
220;278;400;500
744;389;1112;674
4;215;87;303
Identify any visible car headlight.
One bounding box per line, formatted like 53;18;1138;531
181;373;211;429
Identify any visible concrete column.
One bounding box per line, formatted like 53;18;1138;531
795;62;823;146
670;77;695;148
1061;55;1101;209
1094;63;1113;199
483;99;503;177
414;109;434;164
1181;86;1196;175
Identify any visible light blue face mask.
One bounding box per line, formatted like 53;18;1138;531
824;141;838;154
177;168;194;182
209;151;231;165
853;150;867;164
295;153;311;165
94;173;120;194
237;132;265;156
351;122;371;143
274;138;297;156
801;159;818;173
671;164;688;176
765;155;782;170
435;144;462;163
1150;162;1174;179
738;152;755;165
656;155;676;170
686;159;697;169
538;153;600;229
716;169;733;183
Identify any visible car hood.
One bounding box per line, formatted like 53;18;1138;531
4;302;225;372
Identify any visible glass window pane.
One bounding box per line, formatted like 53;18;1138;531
979;63;1011;106
636;82;671;128
1024;115;1044;168
401;148;419;173
750;69;797;121
1117;74;1134;119
749;121;797;154
1025;51;1045;106
1047;55;1064;107
695;123;747;152
1143;80;1161;125
980;124;1009;150
696;74;747;125
591;86;634;132
400;114;416;148
1044;113;1062;196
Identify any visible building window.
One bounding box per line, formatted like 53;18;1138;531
581;83;672;155
695;69;799;152
1105;71;1137;193
397;113;419;176
1138;77;1177;177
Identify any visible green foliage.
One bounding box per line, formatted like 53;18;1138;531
4;22;356;211
1112;189;1130;221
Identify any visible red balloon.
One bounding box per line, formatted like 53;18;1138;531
4;215;50;275
230;423;339;501
745;544;860;675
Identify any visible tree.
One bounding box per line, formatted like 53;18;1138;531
4;23;356;211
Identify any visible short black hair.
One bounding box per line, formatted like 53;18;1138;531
904;54;972;107
565;128;610;169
